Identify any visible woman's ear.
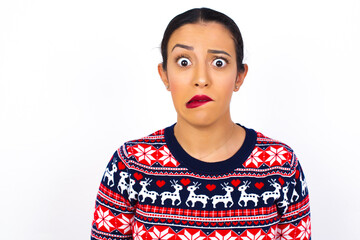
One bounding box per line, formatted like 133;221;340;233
234;64;248;92
158;63;170;91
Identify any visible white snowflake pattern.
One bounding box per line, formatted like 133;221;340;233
276;224;294;240
178;229;206;240
148;226;174;240
296;218;311;240
95;207;114;232
134;145;156;165
159;146;179;166
117;214;134;234
244;147;264;168
133;222;146;240
267;226;278;240
265;146;287;166
241;230;266;240
209;231;237;240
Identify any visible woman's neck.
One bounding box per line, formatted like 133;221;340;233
173;116;245;162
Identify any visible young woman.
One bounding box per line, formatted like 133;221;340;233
90;8;311;240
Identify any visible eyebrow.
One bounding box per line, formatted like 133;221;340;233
171;44;231;57
171;44;194;52
208;49;231;57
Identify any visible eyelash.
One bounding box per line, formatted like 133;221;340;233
212;57;229;65
175;54;190;62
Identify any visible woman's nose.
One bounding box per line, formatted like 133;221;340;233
193;63;211;88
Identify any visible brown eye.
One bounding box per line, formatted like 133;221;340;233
177;57;191;67
212;59;227;68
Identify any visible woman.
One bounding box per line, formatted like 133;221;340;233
90;8;311;240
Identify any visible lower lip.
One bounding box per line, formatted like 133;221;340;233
186;100;212;108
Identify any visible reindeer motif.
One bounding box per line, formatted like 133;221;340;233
128;176;138;202
117;171;129;195
300;173;308;196
290;179;299;203
160;180;183;206
238;181;260;207
138;178;159;203
261;179;282;204
211;182;234;208
278;182;290;213
185;182;209;208
103;162;117;187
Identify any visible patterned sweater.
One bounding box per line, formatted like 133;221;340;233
90;123;311;240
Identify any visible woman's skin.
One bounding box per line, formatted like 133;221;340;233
158;21;249;163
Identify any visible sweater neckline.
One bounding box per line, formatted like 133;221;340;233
164;122;257;174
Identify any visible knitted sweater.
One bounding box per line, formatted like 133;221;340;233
90;123;311;240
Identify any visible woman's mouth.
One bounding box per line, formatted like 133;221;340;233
186;95;213;108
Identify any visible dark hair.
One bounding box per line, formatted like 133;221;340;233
160;7;245;72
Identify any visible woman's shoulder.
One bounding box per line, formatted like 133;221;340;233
255;130;293;149
115;126;168;163
246;127;298;169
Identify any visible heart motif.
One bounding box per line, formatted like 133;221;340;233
167;219;173;223
144;139;149;142
225;222;231;226
204;222;209;226
211;222;216;226
219;222;224;226
180;178;191;186
133;172;143;181
154;218;159;222
278;177;285;186
233;222;238;225
160;219;166;222
295;170;300;179
156;180;166;188
231;179;241;187
196;222;202;226
240;221;245;225
189;221;195;225
206;184;216;191
118;162;126;170
255;182;264;190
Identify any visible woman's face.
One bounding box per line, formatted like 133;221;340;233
158;22;248;127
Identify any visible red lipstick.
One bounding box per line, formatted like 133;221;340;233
186;95;213;108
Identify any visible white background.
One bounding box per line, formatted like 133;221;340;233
1;0;359;239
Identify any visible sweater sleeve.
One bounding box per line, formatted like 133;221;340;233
90;145;135;240
276;154;311;239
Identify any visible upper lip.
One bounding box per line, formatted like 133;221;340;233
187;95;214;104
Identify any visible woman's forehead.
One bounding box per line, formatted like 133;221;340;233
167;22;235;52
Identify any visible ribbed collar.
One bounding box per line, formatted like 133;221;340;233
164;122;257;175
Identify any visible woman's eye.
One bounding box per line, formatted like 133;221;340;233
212;58;227;68
177;57;191;67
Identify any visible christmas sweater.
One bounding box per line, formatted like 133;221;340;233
90;123;311;240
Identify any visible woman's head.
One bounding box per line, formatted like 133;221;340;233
160;7;245;73
157;8;248;127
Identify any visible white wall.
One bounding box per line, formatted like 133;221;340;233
1;0;359;239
